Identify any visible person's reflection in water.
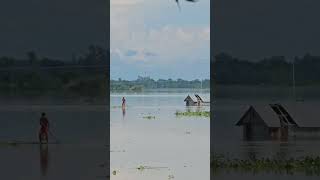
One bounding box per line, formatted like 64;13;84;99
122;107;126;117
39;144;49;177
122;96;126;119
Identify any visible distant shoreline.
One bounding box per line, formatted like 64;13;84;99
110;88;210;94
111;77;210;92
213;84;320;99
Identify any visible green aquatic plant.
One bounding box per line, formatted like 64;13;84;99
143;116;156;120
136;165;168;171
112;170;117;175
175;111;210;117
137;165;145;171
212;154;320;175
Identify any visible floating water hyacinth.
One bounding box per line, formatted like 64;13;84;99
136;165;168;171
175;111;210;117
112;170;117;175
143;116;156;120
212;154;320;175
137;165;145;171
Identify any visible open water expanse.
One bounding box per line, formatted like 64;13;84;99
213;85;320;179
111;90;210;180
0;104;108;179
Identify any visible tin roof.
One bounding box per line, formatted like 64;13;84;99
237;102;320;128
283;102;320;127
236;105;281;127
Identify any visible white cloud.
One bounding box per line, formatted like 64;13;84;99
111;0;210;67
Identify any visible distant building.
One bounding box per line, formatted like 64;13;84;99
236;103;320;140
184;94;210;106
184;95;197;106
195;94;210;106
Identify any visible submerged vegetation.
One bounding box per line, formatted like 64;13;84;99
136;165;168;171
175;111;210;117
143;115;156;120
212;154;320;175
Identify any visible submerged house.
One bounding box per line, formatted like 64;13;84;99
236;103;320;140
184;95;197;106
184;94;210;106
195;94;210;106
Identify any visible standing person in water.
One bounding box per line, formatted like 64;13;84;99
39;113;50;143
122;97;126;109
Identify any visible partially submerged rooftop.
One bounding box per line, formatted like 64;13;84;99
236;102;320;128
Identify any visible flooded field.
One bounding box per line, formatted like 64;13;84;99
0;104;108;179
110;90;210;180
213;85;320;179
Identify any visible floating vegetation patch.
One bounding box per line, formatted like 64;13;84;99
112;170;117;175
137;165;168;171
212;154;320;175
143;116;156;120
175;111;210;117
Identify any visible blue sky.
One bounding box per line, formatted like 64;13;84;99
111;0;210;80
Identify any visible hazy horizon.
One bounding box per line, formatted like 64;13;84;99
111;76;210;81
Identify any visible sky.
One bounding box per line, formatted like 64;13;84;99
111;0;210;80
213;0;320;61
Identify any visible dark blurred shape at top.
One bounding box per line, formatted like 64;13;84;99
213;0;320;60
0;0;108;59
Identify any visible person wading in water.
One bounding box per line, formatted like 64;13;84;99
39;113;50;143
122;97;126;109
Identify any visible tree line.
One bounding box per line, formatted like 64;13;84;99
213;52;320;86
111;76;210;91
0;45;108;97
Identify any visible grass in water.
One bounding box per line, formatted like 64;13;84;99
137;165;168;171
175;111;210;117
212;154;320;175
143;116;156;120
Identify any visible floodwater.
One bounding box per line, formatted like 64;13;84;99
213;85;320;179
110;90;210;180
0;104;108;179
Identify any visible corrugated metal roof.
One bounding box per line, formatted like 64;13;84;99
282;102;320;128
236;104;281;127
184;95;194;102
237;102;320;128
